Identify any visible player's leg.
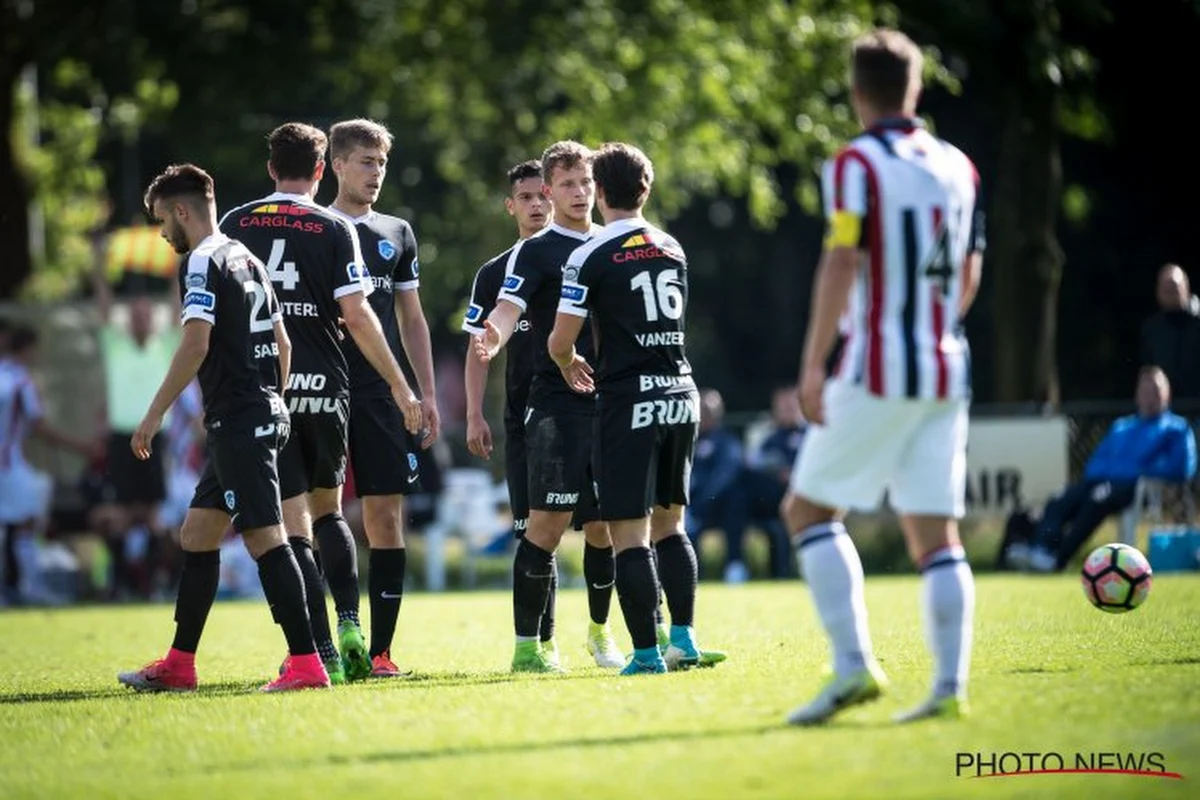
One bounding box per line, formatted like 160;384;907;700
279;420;341;681
889;399;973;723
1048;481;1138;572
611;515;667;675
224;424;329;692
782;383;901;725
307;400;368;680
118;463;227;693
581;519;623;668
1011;480;1093;568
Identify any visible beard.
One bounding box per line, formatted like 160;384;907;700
168;228;190;254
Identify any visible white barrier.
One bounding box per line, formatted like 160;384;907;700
964;416;1070;517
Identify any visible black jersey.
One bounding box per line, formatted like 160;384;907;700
495;223;598;412
556;218;695;403
328;208;419;397
462;244;534;422
178;232;286;432
218;192;370;406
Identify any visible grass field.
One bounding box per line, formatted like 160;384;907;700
1;574;1197;799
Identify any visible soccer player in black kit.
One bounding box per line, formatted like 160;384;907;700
474;142;627;672
549;143;723;674
119;164;328;692
327;118;440;677
463;160;623;669
220;123;423;683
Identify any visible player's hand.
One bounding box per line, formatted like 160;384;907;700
798;364;827;426
420;401;441;449
130;412;163;461
466;414;493;460
392;386;423;435
474;320;502;363
559;352;595;394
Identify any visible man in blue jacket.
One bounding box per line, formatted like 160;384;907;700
685;389;746;579
1014;366;1197;572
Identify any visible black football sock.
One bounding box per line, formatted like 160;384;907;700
651;548;665;627
257;544;317;656
313;513;360;625
290;537;337;663
170;550;220;653
615;547;661;651
540;553;558;643
655;533;697;628
584;543;615;625
368;547;406;658
512;539;554;639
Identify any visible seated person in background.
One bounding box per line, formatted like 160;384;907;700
1007;366;1196;572
1140;263;1200;404
740;386;807;579
686;389;747;582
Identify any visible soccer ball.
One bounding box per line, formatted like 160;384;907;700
1080;543;1153;613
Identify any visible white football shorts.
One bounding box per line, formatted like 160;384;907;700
789;380;968;518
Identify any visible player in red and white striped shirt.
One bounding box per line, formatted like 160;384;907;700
782;29;984;725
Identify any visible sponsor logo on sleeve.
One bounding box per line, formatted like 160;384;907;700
183;289;215;310
464;303;484;324
563;264;580;282
186;272;207;288
347;262;369;282
560;282;587;304
501;274;524;293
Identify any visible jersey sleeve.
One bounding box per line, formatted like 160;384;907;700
494;240;539;312
556;245;593;319
462;258;501;335
394;223;420;293
332;216;373;300
821;148;871;249
966;159;986;254
180;250;218;325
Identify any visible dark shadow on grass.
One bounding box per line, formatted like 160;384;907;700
187;722;790;775
356;669;618;691
0;679;261;705
1007;666;1080;674
1133;655;1200;667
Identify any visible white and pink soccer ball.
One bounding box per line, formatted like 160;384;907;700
1080;543;1153;613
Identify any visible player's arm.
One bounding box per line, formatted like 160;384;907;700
549;256;594;394
132;319;211;460
798;151;867;424
396;290;438;448
339;293;422;434
476;243;535;362
462;265;497;459
274;318;291;396
959;200;986;317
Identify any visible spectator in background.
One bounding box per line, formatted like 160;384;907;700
1140;263;1200;403
1007;366;1196;572
0;326;97;604
92;268;180;600
741;386;807;579
686;389;748;582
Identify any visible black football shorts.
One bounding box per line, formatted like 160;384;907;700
348;394;422;496
191;421;287;532
278;398;349;500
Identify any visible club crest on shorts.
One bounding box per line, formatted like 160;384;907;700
378;240;397;260
224;490;236;511
407;453;418;472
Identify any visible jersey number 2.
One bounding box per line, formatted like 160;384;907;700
631;269;683;322
265;239;300;291
243;280;274;333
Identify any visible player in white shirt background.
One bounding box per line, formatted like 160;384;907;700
780;29;985;725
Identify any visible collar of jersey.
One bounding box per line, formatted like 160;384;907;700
600;217;642;233
195;231;230;250
549;221;594;241
868;116;925;133
326;205;374;224
262;191;318;206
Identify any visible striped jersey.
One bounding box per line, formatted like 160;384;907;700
0;360;41;472
824;117;984;401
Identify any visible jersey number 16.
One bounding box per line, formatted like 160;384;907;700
631;269;683;322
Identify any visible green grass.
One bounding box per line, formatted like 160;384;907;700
1;575;1198;799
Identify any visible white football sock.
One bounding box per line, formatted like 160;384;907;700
921;546;974;698
796;522;874;677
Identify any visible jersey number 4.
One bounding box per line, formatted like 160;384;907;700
631;269;683;322
906;208;955;298
265;239;300;291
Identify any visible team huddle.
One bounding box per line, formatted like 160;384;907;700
118;28;982;723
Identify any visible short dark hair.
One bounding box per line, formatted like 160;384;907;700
508;159;542;189
143;163;215;217
9;324;38;355
851;29;924;112
540;140;592;185
268;122;328;181
591;143;654;211
329;118;393;161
